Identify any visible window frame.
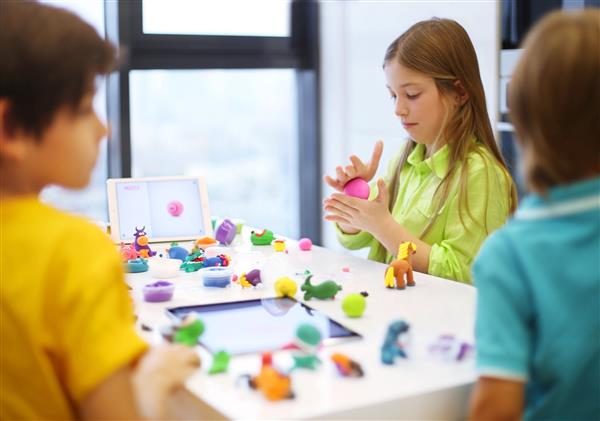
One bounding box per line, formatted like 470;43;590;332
105;0;321;242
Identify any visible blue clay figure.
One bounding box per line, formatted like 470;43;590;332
381;320;410;365
124;258;148;273
167;242;189;261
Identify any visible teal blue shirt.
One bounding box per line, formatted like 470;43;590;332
473;176;600;420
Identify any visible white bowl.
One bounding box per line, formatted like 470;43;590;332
148;258;182;279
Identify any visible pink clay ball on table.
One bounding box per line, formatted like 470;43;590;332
298;238;312;251
343;178;370;199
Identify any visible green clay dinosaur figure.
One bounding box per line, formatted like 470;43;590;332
250;229;275;246
301;274;342;300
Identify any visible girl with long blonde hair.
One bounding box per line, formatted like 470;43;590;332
324;18;516;283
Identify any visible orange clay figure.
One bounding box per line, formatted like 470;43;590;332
330;353;364;377
384;242;417;290
249;353;294;401
192;236;217;252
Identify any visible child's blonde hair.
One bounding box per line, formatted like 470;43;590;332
383;18;517;237
510;9;600;193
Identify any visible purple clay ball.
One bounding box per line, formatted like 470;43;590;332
343;178;370;199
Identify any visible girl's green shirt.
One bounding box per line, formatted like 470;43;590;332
336;140;512;283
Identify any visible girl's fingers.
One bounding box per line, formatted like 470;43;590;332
324;175;344;191
323;201;353;219
349;155;364;172
367;140;384;178
325;197;359;215
344;165;357;179
335;166;348;183
324;214;351;225
323;193;359;213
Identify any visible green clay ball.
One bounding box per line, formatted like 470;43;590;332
342;293;366;318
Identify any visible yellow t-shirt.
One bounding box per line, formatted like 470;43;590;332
0;197;148;420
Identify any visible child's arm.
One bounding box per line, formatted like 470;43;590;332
325;178;432;271
132;344;201;419
80;345;200;420
80;365;139;419
469;377;524;420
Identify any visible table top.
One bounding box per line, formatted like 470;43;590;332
128;234;477;420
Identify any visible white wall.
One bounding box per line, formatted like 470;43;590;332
320;0;499;250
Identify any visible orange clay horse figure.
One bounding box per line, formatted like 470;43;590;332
384;242;417;290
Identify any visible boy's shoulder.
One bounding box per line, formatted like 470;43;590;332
4;198;116;258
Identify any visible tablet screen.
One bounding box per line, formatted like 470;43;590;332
166;298;362;355
108;177;210;243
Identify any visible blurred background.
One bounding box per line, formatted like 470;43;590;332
40;0;599;252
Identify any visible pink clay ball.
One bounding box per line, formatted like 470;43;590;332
343;178;370;199
167;200;184;217
298;238;313;251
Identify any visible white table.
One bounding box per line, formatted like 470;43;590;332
128;235;477;420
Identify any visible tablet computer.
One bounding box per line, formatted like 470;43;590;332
107;176;212;243
166;297;362;355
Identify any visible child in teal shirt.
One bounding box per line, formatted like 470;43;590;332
324;19;516;283
469;10;600;420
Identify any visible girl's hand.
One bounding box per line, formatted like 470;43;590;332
324;140;384;192
323;178;391;234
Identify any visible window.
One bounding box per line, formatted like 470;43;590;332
107;0;321;241
129;69;299;237
39;0;109;221
142;0;291;36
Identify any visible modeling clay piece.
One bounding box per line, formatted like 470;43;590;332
248;353;294;401
167;200;184;217
291;324;322;370
194;236;217;251
166;242;189;261
124;258;148;273
215;219;236;246
233;219;245;234
208;351;231;375
341;292;367;318
239;269;262;288
274;277;298;298
330;353;364;377
343;178;370;199
298;238;312;251
429;334;474;361
173;314;205;346
143;280;174;302
133;226;156;258
272;239;286;252
250;229;275;246
180;249;230;273
384;242;417;290
200;267;233;288
119;242;138;261
301;274;342;300
381;320;410;365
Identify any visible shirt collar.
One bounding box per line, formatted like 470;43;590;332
520;176;600;210
406;143;451;178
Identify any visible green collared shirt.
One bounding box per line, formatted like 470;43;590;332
336;140;512;283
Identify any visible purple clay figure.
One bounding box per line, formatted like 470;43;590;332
215;219;236;245
133;226;156;258
240;269;262;288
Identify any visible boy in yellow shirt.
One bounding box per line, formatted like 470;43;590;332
0;2;199;419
